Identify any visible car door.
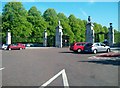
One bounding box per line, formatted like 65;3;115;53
77;43;84;50
100;43;106;52
84;43;93;52
17;44;22;49
12;44;18;49
94;43;102;52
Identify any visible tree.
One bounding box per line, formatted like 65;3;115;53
68;14;81;42
0;13;2;43
57;13;74;43
93;23;104;42
93;22;100;33
103;26;108;33
43;8;58;35
77;18;86;42
0;13;1;25
114;30;120;44
27;6;47;43
43;8;58;46
2;2;118;46
28;6;41;17
98;24;104;42
2;2;33;43
103;26;108;39
82;20;87;27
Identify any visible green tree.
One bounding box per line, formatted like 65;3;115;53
27;6;47;43
2;2;33;43
103;26;108;33
98;24;104;42
0;13;2;44
93;23;103;42
43;8;58;35
43;8;58;46
93;22;100;33
68;14;81;42
114;30;120;44
103;26;108;39
57;13;74;43
77;18;86;42
82;20;87;27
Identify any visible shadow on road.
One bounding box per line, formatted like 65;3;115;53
78;59;120;66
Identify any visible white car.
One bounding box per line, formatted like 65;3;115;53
2;44;8;50
84;42;111;54
25;44;34;47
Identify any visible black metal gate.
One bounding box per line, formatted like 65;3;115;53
47;35;55;47
94;32;108;42
62;35;69;47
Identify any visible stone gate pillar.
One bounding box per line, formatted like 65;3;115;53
43;30;47;47
86;16;94;43
108;23;114;46
55;21;63;48
6;29;11;45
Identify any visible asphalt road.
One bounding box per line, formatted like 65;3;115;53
0;50;2;88
2;48;119;87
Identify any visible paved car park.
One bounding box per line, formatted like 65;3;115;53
0;50;2;88
1;48;119;87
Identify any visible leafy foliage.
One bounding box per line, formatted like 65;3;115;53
2;2;119;45
57;13;74;43
43;8;58;35
2;2;32;43
27;6;47;43
43;8;58;46
114;30;120;44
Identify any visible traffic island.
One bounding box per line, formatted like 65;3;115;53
88;52;120;66
88;52;120;60
96;52;120;57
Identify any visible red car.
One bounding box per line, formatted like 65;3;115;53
70;42;87;53
7;43;25;50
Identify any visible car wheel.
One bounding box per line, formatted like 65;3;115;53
20;48;22;50
8;48;11;50
107;48;110;53
93;49;97;54
77;49;82;53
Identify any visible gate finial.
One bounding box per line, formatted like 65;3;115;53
58;20;61;26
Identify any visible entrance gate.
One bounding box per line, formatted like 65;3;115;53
94;31;108;42
62;35;69;47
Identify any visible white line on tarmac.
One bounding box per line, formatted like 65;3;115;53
62;69;69;87
88;56;120;60
0;67;5;71
40;69;69;88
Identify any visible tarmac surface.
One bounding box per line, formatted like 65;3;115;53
1;47;120;87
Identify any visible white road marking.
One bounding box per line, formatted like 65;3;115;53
40;69;69;88
62;69;69;87
0;67;5;71
88;56;120;60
